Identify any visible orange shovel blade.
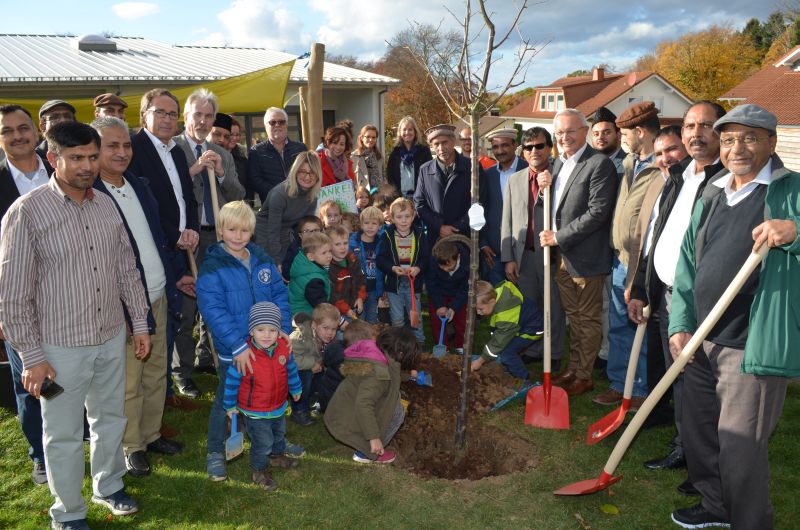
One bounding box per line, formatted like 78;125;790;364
524;379;570;430
554;471;623;496
586;399;630;445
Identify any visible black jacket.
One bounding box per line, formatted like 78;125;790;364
376;224;429;293
247;139;307;202
414;153;474;238
386;144;432;196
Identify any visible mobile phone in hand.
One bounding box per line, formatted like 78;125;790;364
40;378;64;400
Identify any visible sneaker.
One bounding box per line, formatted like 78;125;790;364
291;409;315;427
174;378;201;399
454;348;464;355
352;450;396;464
51;519;91;530
671;503;730;528
284;441;306;458
206;452;227;481
91;488;139;516
252;469;277;492
32;460;48;485
629;396;646;413
269;455;299;469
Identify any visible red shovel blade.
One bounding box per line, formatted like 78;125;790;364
524;374;570;430
586;398;630;445
553;470;623;496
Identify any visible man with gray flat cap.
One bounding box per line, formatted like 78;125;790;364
36;99;76;159
667;104;800;529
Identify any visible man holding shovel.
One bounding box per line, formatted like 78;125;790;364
667;104;800;529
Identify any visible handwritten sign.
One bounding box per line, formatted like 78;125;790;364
317;180;358;214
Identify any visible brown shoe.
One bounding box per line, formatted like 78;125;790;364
628;396;646;413
269;455;299;469
565;378;594;396
253;469;277;492
592;388;624;406
160;422;180;439
552;369;576;386
165;394;201;412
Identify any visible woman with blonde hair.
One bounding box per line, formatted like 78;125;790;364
386;116;432;197
351;124;384;191
255;151;322;264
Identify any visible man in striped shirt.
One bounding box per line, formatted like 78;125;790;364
0;121;150;530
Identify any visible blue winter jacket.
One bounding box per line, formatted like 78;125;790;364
197;242;291;363
349;228;384;297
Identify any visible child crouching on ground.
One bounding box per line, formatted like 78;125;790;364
470;280;544;382
222;302;301;492
428;236;470;351
324;327;419;464
289;303;343;425
196;201;292;482
318;319;376;413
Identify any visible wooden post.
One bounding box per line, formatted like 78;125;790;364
299;86;311;149
307;43;325;149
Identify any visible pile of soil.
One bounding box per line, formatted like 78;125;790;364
392;355;537;480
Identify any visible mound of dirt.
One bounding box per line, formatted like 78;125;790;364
392;355;537;480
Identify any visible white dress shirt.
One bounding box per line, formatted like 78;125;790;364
8;155;49;196
712;160;772;206
552;143;588;230
144;127;186;231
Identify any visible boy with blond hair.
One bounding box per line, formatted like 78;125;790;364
350;206;385;323
196;200;292;482
327;225;367;322
376;198;429;343
288;231;333;315
318;199;342;229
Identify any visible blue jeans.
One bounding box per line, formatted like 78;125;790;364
291;369;321;413
245;415;286;470
607;257;648;397
387;277;424;343
207;360;231;454
6;342;44;463
498;336;536;380
363;291;379;324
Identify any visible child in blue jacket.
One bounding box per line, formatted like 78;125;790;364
349;206;385;324
196;201;292;482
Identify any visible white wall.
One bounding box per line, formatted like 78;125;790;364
777;126;800;171
605;76;691;120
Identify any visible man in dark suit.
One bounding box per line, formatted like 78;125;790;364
538;109;618;396
0;104;53;485
480;128;527;285
128;88;200;411
414;124;474;243
172;89;244;389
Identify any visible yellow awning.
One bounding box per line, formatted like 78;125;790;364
1;60;295;123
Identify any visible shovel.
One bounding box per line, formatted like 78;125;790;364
225;412;244;461
407;270;421;328
433;315;448;357
555;244;768;495
586;306;650;444
416;370;433;387
524;187;569;430
492;380;539;411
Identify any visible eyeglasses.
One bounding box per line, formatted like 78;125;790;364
148;108;179;120
297;169;316;178
554;129;582;138
522;143;547;152
44;112;74;123
719;134;768;148
267;119;287;126
459;137;472;142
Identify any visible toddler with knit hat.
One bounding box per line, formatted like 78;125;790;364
222;302;302;492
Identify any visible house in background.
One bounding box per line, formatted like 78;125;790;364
503;67;693;133
0;34;399;147
719;45;800;171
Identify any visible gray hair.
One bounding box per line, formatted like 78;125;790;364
91;116;129;136
553;108;589;128
265;107;288;121
184;88;218;116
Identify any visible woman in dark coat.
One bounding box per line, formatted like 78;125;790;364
385;116;432;197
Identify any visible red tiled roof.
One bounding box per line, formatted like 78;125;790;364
720;64;791;100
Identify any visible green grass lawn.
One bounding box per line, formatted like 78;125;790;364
2;369;798;529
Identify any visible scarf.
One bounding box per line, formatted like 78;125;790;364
399;144;418;167
325;148;349;181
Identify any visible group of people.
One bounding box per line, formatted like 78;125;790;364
0;84;796;530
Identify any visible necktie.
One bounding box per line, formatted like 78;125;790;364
526;171;539;249
196;144;214;225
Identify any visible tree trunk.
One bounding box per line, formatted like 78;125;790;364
454;110;482;457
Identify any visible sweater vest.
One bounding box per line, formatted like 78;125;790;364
238;339;291;413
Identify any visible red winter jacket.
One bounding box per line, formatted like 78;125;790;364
235;338;300;414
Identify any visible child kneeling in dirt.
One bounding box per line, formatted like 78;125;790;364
470;280;544;382
317;319;376;413
222;302;302;492
324;327;419;464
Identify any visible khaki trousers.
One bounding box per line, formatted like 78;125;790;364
554;253;605;380
123;293;168;454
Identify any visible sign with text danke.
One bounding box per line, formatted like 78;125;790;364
317;180;358;214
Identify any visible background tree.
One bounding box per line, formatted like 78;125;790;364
404;0;541;454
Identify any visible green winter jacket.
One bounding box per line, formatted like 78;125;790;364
481;281;543;361
288;250;331;315
669;158;800;377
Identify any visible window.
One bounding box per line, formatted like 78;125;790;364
540;94;546;110
547;94;555;110
556;94;565;110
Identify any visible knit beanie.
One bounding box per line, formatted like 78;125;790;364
249;302;282;334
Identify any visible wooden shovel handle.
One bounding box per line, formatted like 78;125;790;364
602;244;768;476
621;306;650;399
543;186;552;373
208;168;222;242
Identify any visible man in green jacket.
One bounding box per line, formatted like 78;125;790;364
667;104;800;530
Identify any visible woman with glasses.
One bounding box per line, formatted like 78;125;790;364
320;126;357;188
255;151;322;267
351;124;385;191
386;116;432;197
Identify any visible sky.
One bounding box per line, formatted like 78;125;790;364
0;0;780;88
